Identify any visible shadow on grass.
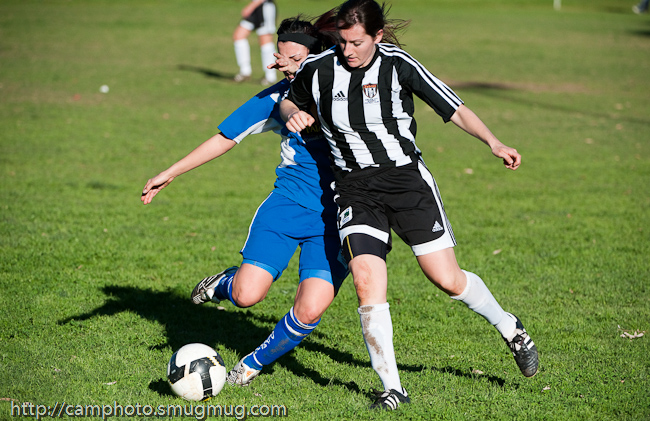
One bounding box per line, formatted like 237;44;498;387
630;29;650;37
452;80;650;126
433;366;507;388
177;65;232;80
59;285;427;397
629;21;650;37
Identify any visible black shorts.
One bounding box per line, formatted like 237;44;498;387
335;160;456;258
240;1;276;35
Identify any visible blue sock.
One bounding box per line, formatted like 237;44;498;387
212;267;237;305
244;307;319;370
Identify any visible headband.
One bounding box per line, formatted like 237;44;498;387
278;33;319;51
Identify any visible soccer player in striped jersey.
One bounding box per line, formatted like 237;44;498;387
142;17;347;387
281;0;538;410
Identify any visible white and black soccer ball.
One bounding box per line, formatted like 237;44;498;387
167;343;227;401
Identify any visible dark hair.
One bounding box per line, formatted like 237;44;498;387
277;15;335;54
334;0;409;47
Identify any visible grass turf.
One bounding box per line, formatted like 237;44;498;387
1;0;648;419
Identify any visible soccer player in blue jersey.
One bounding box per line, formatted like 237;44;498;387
141;17;345;386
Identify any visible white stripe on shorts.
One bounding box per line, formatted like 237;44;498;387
411;160;457;256
338;224;390;245
256;2;276;35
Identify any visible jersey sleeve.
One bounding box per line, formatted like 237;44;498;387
396;52;464;122
285;61;317;112
218;86;285;143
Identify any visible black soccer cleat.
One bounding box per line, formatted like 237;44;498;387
504;313;539;377
190;266;238;305
369;388;410;410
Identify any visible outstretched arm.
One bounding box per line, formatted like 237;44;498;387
450;104;521;170
141;133;237;205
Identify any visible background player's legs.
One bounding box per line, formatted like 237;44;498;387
257;1;277;84
258;33;277;84
233;25;252;81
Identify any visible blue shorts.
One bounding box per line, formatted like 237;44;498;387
240;192;348;291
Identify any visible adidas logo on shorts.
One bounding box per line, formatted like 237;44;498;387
432;221;444;232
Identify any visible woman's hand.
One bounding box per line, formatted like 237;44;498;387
141;171;175;205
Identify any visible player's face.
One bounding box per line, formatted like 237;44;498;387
337;23;383;68
277;41;310;80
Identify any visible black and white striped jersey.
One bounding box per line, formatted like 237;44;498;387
286;43;464;174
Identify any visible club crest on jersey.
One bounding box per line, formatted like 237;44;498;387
363;83;379;104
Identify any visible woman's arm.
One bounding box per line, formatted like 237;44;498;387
141;133;237;205
280;99;315;133
450;104;521;171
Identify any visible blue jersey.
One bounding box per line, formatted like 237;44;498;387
218;79;336;216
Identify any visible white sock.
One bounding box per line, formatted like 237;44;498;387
452;270;517;340
234;39;251;76
260;42;277;82
358;303;402;391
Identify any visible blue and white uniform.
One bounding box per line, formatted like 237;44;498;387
218;79;347;288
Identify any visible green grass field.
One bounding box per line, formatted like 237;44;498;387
1;0;648;419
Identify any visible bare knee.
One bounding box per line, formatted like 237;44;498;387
230;264;273;307
231;287;266;308
350;255;387;305
416;249;466;296
353;270;374;301
292;305;324;325
233;26;249;41
433;270;467;296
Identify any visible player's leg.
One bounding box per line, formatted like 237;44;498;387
192;193;295;307
190;262;275;306
406;161;538;377
344;236;408;407
257;1;277;84
229;277;334;385
417;248;514;332
336;173;409;409
348;251;407;409
229;263;275;306
258;33;277;85
416;250;537;377
254;213;350;362
227;200;345;386
233;24;253;81
292;277;337;324
228;277;334;387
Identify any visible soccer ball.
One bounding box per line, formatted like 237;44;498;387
167;343;227;401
